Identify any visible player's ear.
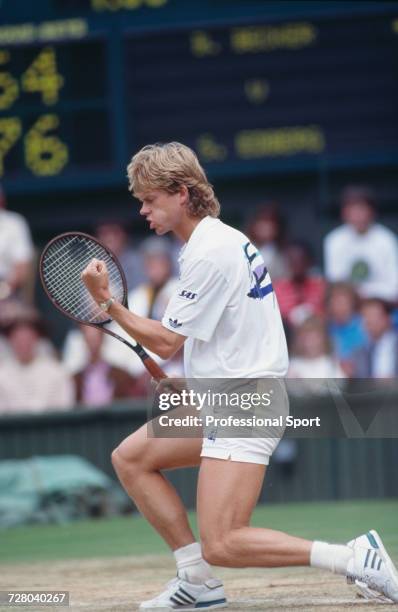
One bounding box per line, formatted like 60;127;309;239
178;184;189;207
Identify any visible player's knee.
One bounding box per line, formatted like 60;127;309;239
201;537;228;566
111;447;126;474
202;529;241;566
111;445;141;479
111;429;154;478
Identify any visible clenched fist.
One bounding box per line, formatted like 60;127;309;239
81;258;111;303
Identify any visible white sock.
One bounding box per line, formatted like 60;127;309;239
310;541;353;575
174;542;213;584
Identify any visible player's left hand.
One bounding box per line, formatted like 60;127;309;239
81;258;111;303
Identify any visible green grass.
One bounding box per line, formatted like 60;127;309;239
1;499;397;565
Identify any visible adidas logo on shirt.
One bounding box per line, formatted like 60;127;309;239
169;318;183;328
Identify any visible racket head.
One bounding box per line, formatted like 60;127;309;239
40;231;128;326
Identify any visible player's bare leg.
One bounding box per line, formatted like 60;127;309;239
197;457;398;603
197;458;311;567
112;424;228;610
112;422;201;549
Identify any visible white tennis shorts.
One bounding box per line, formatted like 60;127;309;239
200;378;289;465
201;435;281;465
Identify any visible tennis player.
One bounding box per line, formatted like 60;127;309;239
82;142;398;610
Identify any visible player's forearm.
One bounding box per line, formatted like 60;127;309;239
108;300;173;359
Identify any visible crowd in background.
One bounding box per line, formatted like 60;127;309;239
0;183;397;414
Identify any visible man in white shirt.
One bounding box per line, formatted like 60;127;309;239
0;316;74;413
82;143;398;609
0;186;34;300
324;186;398;301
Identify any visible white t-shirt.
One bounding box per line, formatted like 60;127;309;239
0;356;75;413
372;331;398;378
324;223;398;301
0;210;34;279
162;217;289;378
288;355;345;379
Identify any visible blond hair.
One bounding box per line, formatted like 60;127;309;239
127;142;220;219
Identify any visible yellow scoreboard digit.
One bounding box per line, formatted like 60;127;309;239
25;115;68;177
0;45;69;177
0;117;22;175
21;47;64;106
0;50;19;110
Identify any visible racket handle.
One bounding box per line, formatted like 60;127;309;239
143;356;168;382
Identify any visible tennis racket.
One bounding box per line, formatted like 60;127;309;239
39;231;167;382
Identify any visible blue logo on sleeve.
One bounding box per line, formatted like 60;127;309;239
243;242;274;300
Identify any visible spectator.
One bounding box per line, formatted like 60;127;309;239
0;313;75;413
74;325;145;407
120;236;183;379
95;220;144;291
327;283;367;362
352;299;398;378
0;185;34;302
246;204;288;280
0;300;56;360
129;236;179;320
288;317;345;378
274;241;326;329
324;185;398;301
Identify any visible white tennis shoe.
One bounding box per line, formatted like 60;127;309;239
139;576;227;611
346;530;398;603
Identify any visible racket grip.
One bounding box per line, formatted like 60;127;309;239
143;356;168;382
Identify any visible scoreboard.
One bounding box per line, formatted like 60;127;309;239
125;16;398;166
0;40;110;180
0;1;398;194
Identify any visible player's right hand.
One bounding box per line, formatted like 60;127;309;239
81;258;111;303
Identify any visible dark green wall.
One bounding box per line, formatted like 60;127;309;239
1;401;397;507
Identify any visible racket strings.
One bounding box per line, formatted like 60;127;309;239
42;238;105;323
45;249;120;320
41;234;125;324
43;239;122;323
